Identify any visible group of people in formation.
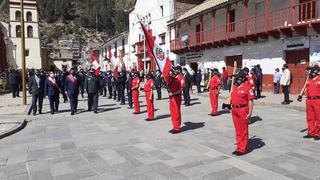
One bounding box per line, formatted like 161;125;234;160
3;61;319;156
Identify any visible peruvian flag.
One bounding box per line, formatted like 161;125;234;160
90;49;100;76
140;23;172;84
108;48;119;80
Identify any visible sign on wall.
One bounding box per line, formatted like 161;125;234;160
283;37;310;51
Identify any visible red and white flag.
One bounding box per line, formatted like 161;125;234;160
140;23;172;84
91;49;100;76
108;48;119;80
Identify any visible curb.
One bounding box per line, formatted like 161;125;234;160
0;119;28;139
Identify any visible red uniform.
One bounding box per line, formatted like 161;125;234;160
305;76;320;137
169;77;182;131
231;83;254;153
144;79;154;120
132;77;140;113
176;74;185;89
209;75;221;115
247;75;256;90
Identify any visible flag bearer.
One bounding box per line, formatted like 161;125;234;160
231;70;254;155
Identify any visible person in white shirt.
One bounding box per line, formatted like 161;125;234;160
273;68;281;94
280;64;291;105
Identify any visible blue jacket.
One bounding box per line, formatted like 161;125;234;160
45;77;61;96
65;74;80;95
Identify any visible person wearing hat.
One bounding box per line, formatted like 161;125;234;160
144;72;155;121
84;69;101;113
280;64;291;105
131;71;141;114
230;70;254;155
209;68;221;116
168;68;183;134
29;69;45;116
298;65;320;140
65;68;80;115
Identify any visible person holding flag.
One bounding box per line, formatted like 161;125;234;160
140;22;182;133
144;72;155;121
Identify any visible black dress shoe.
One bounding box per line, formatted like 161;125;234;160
32;113;36;116
168;129;181;134
232;151;238;155
314;136;320;140
50;112;54;115
303;135;314;139
232;151;246;156
133;112;140;114
71;112;75;116
120;103;125;105
94;111;98;114
281;101;290;105
88;109;92;112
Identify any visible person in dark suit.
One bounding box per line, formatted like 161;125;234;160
78;69;86;98
154;70;162;100
45;71;62;114
112;73;118;100
8;69;20;98
183;68;191;106
84;69;101;113
126;72;133;109
60;70;68;103
106;71;113;99
118;70;127;105
29;70;45;115
65;68;80;115
196;70;202;93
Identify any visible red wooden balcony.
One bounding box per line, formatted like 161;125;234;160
170;0;320;53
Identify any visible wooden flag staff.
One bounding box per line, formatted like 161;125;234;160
222;61;238;110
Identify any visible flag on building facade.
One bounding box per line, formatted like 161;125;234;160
140;23;172;84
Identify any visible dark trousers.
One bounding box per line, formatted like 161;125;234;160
222;78;228;90
183;87;190;105
62;90;68;102
117;85;121;101
80;89;84;98
274;83;280;94
68;94;78;113
103;86;107;96
11;84;19;98
127;91;133;108
196;83;201;93
113;85;117;100
32;94;43;114
256;82;261;98
107;84;112;98
156;86;161;100
88;93;99;111
119;86;125;104
282;85;290;102
48;95;59;113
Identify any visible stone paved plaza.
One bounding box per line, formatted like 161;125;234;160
0;91;319;180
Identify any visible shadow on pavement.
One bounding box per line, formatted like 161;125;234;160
190;98;199;101
181;121;205;132
247;136;266;153
188;102;201;106
98;107;121;113
98;104;117;107
249;116;263;124
300;128;307;133
154;114;171;121
218;110;230;115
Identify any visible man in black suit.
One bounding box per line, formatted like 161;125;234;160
8;69;20;98
106;71;113;99
154;70;162;100
118;70;127;105
78;69;86;98
29;70;45;115
65;68;80;115
126;72;133;109
196;70;202;93
45;71;62;114
84;69;101;113
183;68;191;106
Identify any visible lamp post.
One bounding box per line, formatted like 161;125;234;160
20;0;27;105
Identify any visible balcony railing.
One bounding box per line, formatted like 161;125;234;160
171;0;320;52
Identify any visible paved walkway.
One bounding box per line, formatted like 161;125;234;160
0;90;319;180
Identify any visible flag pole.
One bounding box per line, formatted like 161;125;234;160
139;22;171;93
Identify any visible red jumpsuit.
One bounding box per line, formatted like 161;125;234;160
209;75;221;115
169;77;182;131
231;83;254;153
132;77;140;113
144;79;154;120
305;76;320;137
176;74;185;89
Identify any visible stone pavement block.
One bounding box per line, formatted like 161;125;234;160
50;162;73;177
7;163;27;177
0;166;5;179
233;173;261;180
133;142;156;152
26;160;50;174
284;172;314;180
148;150;173;161
202;167;246;180
27;149;45;161
30;169;54;180
72;165;98;179
111;161;140;176
174;155;230;171
7;173;28;180
54;173;78;180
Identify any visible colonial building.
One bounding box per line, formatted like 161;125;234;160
169;0;320;94
0;25;7;70
128;0;204;72
101;31;130;71
7;0;42;69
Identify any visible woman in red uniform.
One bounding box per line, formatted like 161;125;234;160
298;66;320;140
131;72;140;114
209;68;221;116
231;70;254;156
144;72;155;121
168;69;182;134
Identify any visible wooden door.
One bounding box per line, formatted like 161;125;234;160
196;24;201;43
285;49;309;94
225;55;242;75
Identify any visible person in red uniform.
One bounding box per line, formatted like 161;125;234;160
131;72;140;114
209;68;221;116
175;66;185;91
242;67;256;96
298;65;320;140
144;72;155;121
231;70;254;156
168;68;183;134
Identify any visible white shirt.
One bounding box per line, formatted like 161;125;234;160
280;69;291;86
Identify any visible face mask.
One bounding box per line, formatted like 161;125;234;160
309;72;317;79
